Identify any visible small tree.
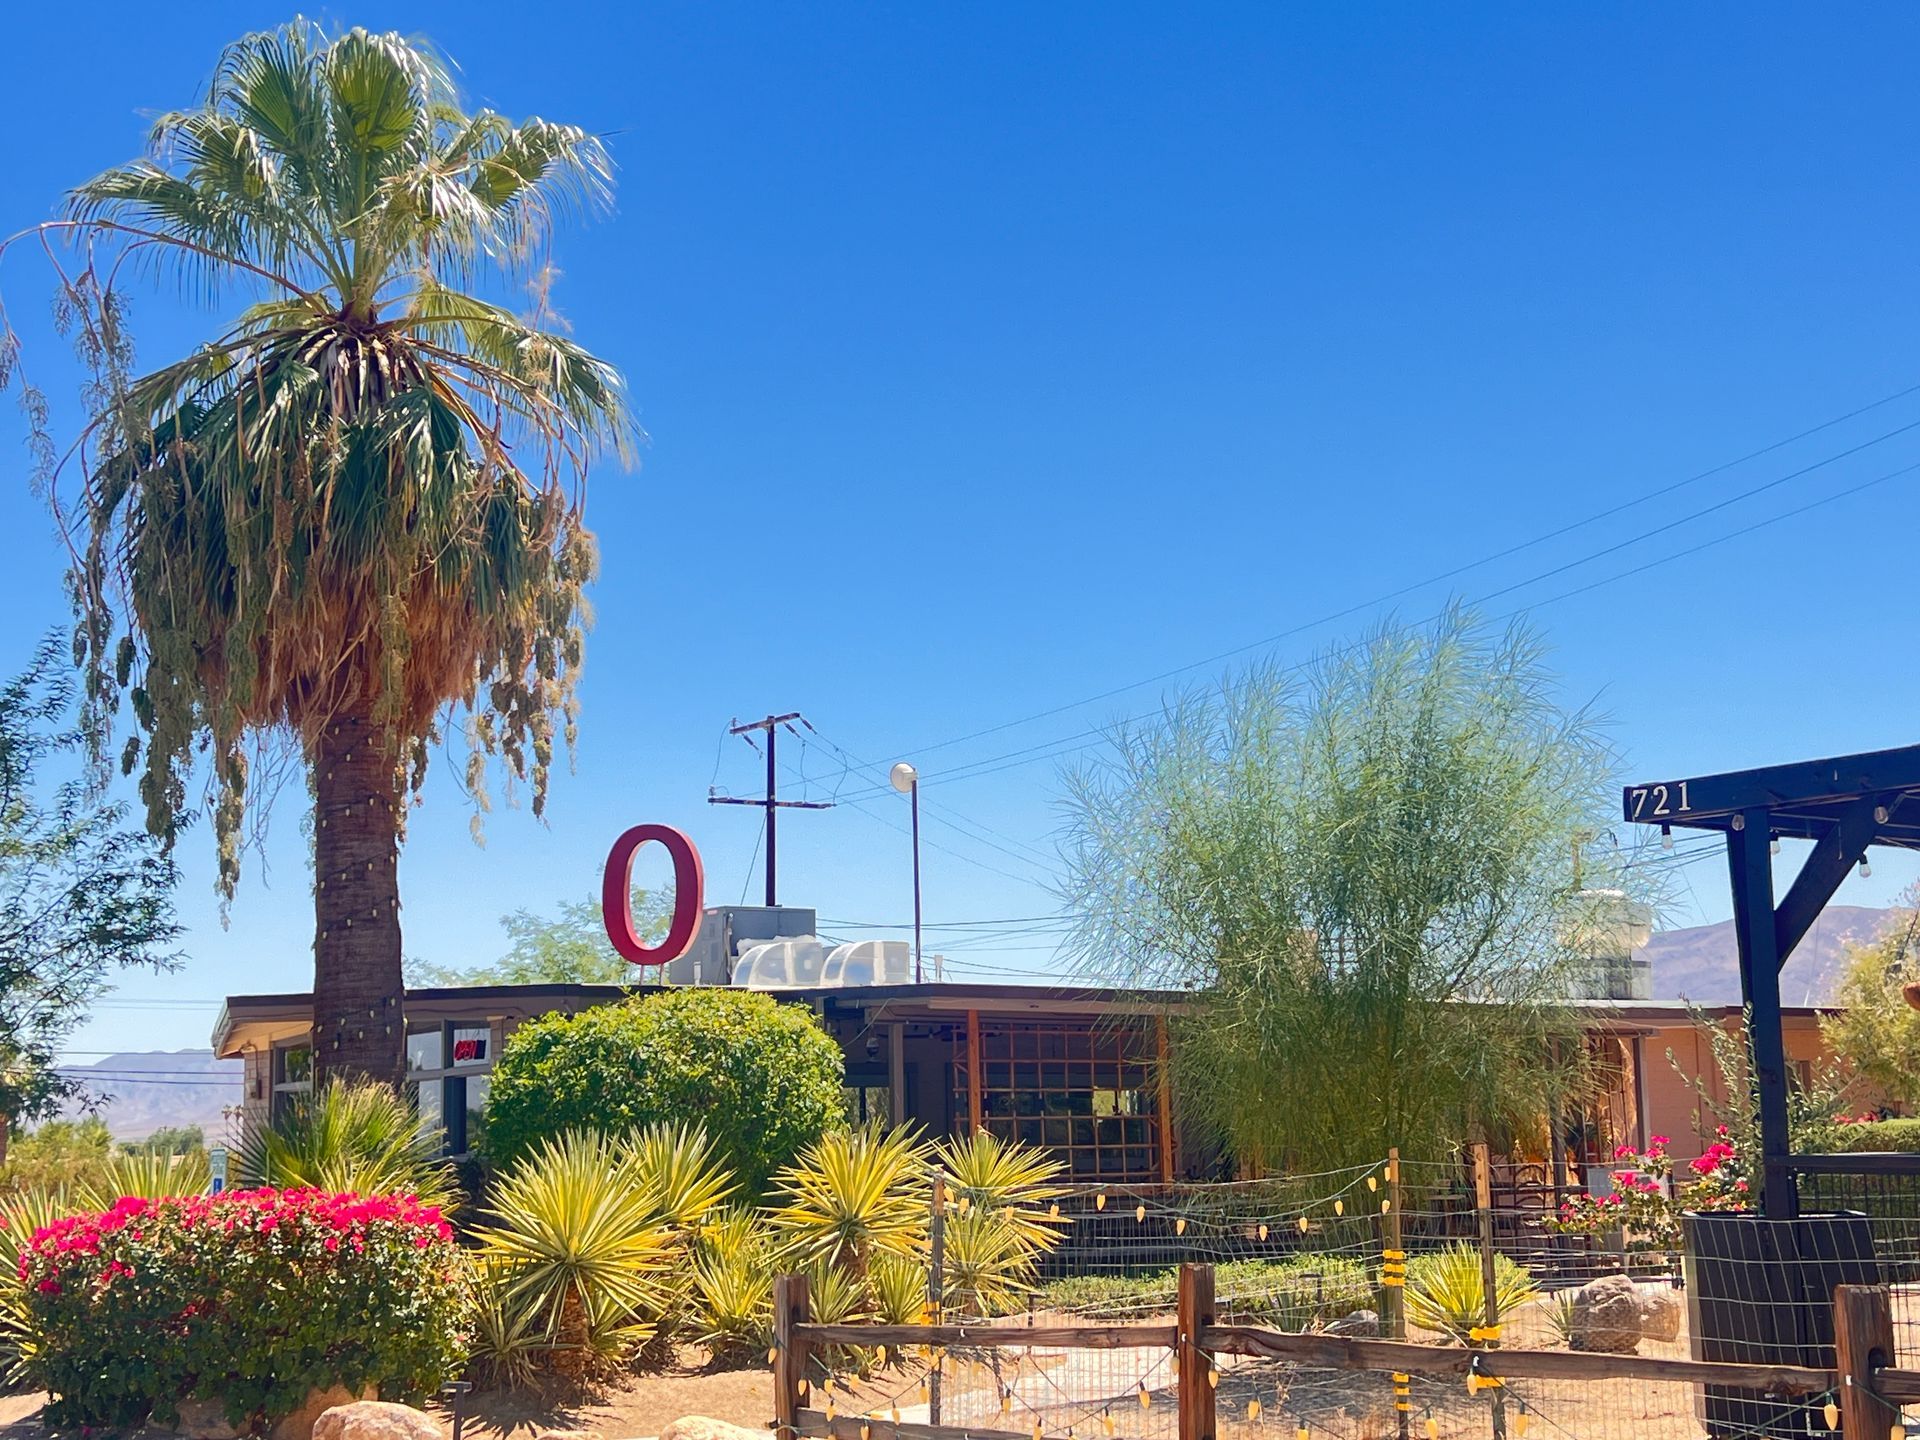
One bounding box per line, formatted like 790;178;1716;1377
0;638;180;1162
1061;611;1628;1174
486;989;845;1192
406;891;670;987
1821;901;1920;1110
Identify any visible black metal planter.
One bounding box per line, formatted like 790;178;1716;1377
1683;1209;1878;1439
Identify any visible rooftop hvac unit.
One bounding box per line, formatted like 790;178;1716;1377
733;936;827;988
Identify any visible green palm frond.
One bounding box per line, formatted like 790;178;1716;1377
4;17;634;906
237;1078;460;1212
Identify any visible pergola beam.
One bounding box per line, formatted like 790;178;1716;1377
1623;742;1920;1223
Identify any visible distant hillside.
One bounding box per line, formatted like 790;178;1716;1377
58;1050;243;1144
1643;904;1895;1007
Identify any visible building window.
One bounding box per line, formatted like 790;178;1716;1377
953;1021;1165;1181
407;1021;494;1158
271;1042;313;1122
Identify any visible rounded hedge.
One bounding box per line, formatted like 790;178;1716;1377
23;1188;469;1430
485;987;845;1192
1827;1118;1920;1153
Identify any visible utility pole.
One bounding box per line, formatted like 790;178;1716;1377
708;713;833;906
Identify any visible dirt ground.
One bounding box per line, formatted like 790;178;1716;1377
0;1294;1793;1440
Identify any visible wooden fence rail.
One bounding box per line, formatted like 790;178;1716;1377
773;1266;1908;1440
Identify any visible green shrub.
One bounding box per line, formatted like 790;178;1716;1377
487;989;844;1192
23;1188;469;1430
1034;1253;1372;1329
1827;1119;1920;1153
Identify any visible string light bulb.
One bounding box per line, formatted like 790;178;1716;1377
1140;1385;1152;1410
1248;1400;1262;1422
1259;1223;1270;1241
1515;1410;1529;1438
1661;824;1674;851
1861;857;1873;879
1334;1200;1344;1216
1102;1414;1116;1437
1298;1427;1310;1440
1177;1217;1189;1235
1426;1417;1439;1440
1096;1193;1107;1210
1298;1216;1310;1233
1137;1204;1148;1223
1825;1402;1840;1430
1049;1203;1061;1220
1209;1368;1220;1389
1771;837;1781;856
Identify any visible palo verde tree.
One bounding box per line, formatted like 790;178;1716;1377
0;22;633;1083
0;637;180;1162
1060;610;1636;1174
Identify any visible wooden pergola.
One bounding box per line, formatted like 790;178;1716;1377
1623;743;1920;1218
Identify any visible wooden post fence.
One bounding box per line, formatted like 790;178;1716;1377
774;1272;811;1440
1177;1263;1217;1440
1384;1149;1407;1440
775;1261;1886;1440
927;1170;947;1426
1835;1284;1896;1440
1473;1142;1508;1440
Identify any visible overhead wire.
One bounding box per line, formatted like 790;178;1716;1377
835;445;1920;801
877;382;1920;769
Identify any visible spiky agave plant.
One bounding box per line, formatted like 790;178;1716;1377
237;1077;459;1212
0;1187;80;1384
625;1122;738;1234
934;1129;1069;1253
0;19;633;1084
1403;1243;1541;1344
84;1144;213;1204
765;1122;932;1280
471;1130;677;1378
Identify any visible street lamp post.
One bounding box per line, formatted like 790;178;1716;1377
890;762;922;983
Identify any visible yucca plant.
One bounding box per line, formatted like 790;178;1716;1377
941;1207;1046;1319
0;18;634;1086
692;1211;776;1362
465;1256;549;1390
870;1251;930;1327
238;1078;459;1211
1404;1244;1541;1344
766;1122;932;1279
627;1122;738;1233
471;1130;677;1379
84;1145;212;1204
934;1129;1070;1255
0;1187;78;1384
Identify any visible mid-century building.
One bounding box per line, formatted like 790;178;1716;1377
211;902;1845;1184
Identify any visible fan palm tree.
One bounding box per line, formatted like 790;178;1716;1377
2;21;633;1082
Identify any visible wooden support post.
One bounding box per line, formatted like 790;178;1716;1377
1383;1149;1408;1440
966;1010;983;1135
1178;1263;1217;1440
928;1170;947;1426
1835;1284;1895;1440
774;1272;811;1440
1155;1014;1178;1182
1473;1143;1508;1440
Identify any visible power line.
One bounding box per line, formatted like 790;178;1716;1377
838;448;1920;800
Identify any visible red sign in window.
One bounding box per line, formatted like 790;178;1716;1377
452;1038;486;1064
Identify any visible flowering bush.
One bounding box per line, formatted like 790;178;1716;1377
1548;1130;1751;1253
21;1187;470;1431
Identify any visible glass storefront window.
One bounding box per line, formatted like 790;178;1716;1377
407;1029;443;1073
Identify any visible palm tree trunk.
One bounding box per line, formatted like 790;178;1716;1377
310;712;405;1087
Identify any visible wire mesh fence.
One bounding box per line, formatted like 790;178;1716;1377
784;1154;1920;1440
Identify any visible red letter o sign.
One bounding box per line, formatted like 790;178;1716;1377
603;824;704;967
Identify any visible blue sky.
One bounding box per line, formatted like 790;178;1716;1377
3;4;1920;1059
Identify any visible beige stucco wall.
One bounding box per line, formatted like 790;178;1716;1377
1639;1013;1835;1163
